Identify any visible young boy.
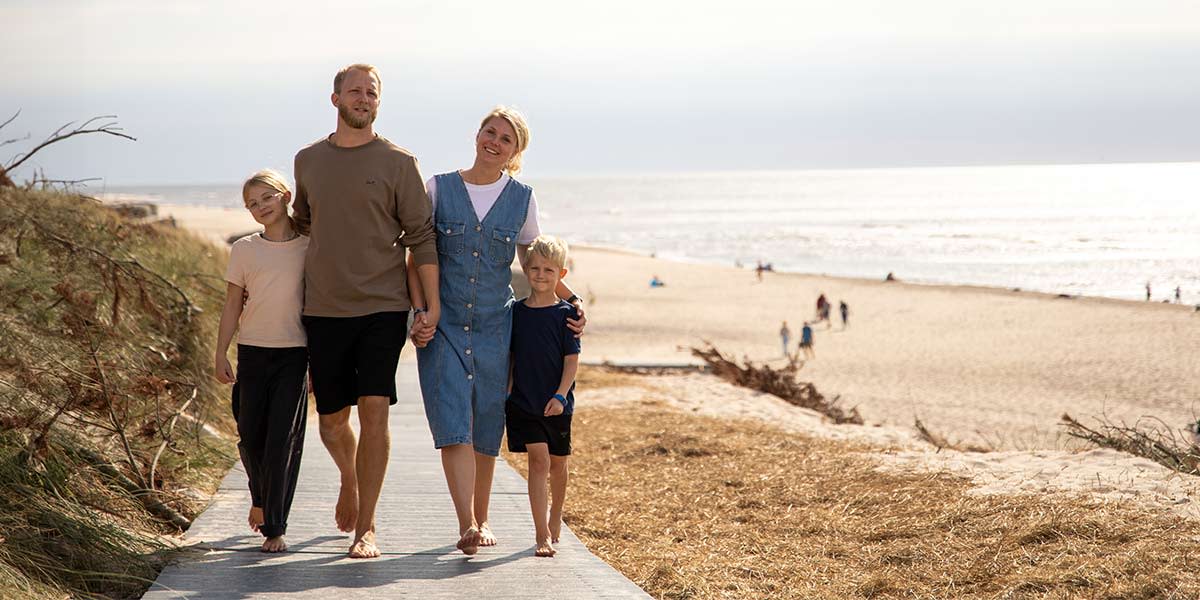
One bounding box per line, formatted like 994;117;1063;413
507;235;580;558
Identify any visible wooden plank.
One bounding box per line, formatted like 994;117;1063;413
145;361;650;599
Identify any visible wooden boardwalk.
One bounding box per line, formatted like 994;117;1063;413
145;361;651;599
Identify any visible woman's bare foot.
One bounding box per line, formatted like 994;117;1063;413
478;523;497;546
456;526;481;556
534;538;556;557
261;535;287;553
348;530;380;559
549;519;562;544
248;507;263;533
335;482;358;533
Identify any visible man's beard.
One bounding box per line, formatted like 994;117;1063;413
338;103;377;129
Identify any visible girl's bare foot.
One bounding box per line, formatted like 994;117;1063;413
478;523;497;546
456;526;481;556
534;538;556;557
261;535;287;553
348;530;380;559
248;507;264;533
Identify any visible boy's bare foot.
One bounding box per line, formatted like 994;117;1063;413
535;538;556;557
478;523;497;546
348;530;380;559
261;535;287;553
335;482;358;533
456;526;481;556
248;507;263;533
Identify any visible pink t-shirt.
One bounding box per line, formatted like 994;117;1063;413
225;233;309;348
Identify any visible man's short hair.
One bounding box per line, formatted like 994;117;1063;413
526;235;569;269
334;63;382;95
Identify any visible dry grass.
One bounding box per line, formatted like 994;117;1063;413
0;189;235;598
539;369;1200;599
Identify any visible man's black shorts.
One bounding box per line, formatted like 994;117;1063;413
302;311;407;415
505;400;572;456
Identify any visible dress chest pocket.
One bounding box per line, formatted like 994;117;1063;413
437;222;465;256
488;228;519;264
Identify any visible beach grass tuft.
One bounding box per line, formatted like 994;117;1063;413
1061;413;1200;475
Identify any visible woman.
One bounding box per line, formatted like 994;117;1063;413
408;106;585;554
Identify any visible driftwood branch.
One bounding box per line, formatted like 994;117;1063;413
4;114;136;175
1061;413;1200;475
690;341;863;424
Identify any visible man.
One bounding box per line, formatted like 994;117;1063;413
293;63;440;559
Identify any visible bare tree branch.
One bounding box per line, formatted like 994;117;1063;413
5;115;136;174
0;110;19;132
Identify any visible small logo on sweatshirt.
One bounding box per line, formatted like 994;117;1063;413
366;179;377;185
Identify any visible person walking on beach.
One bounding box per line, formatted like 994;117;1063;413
214;169;309;553
815;293;831;328
506;235;581;557
798;321;815;360
1146;281;1152;301
407;106;585;555
292;64;441;559
839;300;849;329
1176;286;1182;304
779;321;791;357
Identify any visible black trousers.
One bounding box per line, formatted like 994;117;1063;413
232;345;308;539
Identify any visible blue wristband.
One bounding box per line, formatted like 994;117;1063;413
553;394;566;403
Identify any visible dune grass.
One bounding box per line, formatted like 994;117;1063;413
0;188;235;598
533;368;1200;599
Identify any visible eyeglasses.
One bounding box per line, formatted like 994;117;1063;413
246;191;283;211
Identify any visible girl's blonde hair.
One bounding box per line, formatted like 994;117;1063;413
479;106;530;175
241;168;295;229
526;235;568;269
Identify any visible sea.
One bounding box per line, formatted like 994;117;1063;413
99;162;1200;304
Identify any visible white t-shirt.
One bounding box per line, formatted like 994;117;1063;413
427;173;540;244
225;233;309;348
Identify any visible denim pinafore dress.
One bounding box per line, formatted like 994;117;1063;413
417;171;531;456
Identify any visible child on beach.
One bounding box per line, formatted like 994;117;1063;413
214;169;309;553
507;235;581;558
798;321;815;360
779;321;791;357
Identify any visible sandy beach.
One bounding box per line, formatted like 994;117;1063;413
160;202;1200;518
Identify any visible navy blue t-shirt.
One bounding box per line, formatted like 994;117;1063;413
509;299;581;416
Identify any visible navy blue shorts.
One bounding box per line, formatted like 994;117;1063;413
302;311;407;415
505;401;572;456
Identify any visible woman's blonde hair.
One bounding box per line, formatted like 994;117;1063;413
479;106;530;175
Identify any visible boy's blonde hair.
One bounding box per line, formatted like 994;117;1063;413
526;235;568;269
479;105;530;175
241;168;291;201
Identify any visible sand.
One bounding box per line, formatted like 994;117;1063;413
159;202;1200;516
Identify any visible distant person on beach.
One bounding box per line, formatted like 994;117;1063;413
839;300;849;328
798;321;815;360
407;107;586;555
650;274;665;287
1175;286;1182;304
816;293;831;328
506;236;580;557
292;64;441;559
885;272;896;282
779;321;791;357
755;260;765;282
1146;281;1152;301
214;169;309;553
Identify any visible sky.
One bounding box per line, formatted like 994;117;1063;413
4;0;1200;185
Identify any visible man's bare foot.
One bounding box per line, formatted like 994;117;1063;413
335;482;358;533
248;507;263;533
348;531;380;559
535;538;556;557
478;523;497;547
456;526;481;556
261;535;287;553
